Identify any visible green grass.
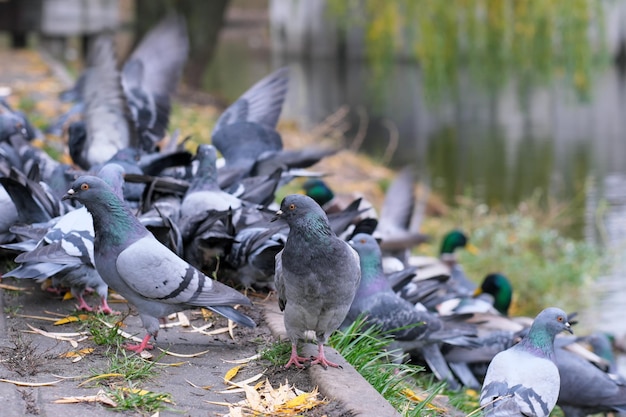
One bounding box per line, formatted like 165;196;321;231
260;340;292;366
329;318;457;416
107;383;173;415
78;312;127;346
419;194;609;317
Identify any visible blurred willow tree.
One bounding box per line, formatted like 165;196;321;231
327;0;608;103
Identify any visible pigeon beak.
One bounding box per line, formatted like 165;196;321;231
62;188;75;201
271;209;283;222
564;321;573;334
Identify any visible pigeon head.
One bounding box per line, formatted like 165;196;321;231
520;307;573;360
350;233;382;268
188;144;219;192
349;233;387;288
63;175;116;204
272;194;331;230
533;307;573;335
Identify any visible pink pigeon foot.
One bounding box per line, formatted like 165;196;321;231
124;333;154;353
75;295;94;312
46;286;65;295
97;296;117;315
310;345;341;369
284;344;309;369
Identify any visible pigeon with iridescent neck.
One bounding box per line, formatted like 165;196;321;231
3;163;127;313
344;233;479;389
479;307;572;417
273;194;361;369
62;175;255;353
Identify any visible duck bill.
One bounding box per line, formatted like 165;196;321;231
466;243;480;255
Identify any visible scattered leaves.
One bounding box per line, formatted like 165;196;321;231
208;379;327;416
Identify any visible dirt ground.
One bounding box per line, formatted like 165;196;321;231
0;278;352;417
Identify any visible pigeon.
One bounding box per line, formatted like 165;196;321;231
370;166;430;253
399;229;479;308
0;98;37;142
343;233;478;389
479;307;572;417
73;33;138;170
179;144;243;241
121;12;189;152
62;175;255;352
3;163;128;313
212;67;336;189
273;194;361;369
555;334;626;417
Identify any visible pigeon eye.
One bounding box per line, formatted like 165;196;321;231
557;316;563;322
289;204;296;210
80;183;89;191
360;238;366;244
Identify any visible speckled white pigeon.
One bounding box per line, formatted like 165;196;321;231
479;307;572;417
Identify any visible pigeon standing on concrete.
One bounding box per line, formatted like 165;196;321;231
62;175;255;353
273;194;361;369
479;307;572;416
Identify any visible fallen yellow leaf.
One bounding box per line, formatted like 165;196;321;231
77;373;124;387
0;283;25;291
0;378;62;387
59;348;94;358
224;365;244;383
54;315;89;325
54;390;117;407
119;387;173;403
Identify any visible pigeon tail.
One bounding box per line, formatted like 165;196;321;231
207;305;256;328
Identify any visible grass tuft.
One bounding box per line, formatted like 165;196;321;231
330;318;454;416
107;383;173;414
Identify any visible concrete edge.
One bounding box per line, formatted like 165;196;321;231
260;299;402;417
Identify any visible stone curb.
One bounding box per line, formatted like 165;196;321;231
261;298;402;417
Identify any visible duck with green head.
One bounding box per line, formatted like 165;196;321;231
474;273;514;316
437;273;514;316
400;230;479;308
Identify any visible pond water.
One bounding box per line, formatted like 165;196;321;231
203;33;626;344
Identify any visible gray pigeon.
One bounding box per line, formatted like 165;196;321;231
4;163;128;313
273;194;361;369
121;12;189;153
79;34;137;169
479;307;572;417
179;144;242;240
555;335;626;417
344;233;479;389
62;175;255;352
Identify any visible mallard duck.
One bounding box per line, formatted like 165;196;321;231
397;229;479;308
435;273;513;317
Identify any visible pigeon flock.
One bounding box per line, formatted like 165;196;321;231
0;13;624;417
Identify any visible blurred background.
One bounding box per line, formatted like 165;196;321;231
1;0;626;335
1;0;624;236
